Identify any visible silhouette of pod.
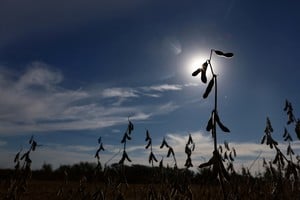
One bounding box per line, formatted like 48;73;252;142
159;158;163;168
128;121;134;134
187;134;193;145
99;143;104;151
201;62;208;83
145;130;151;141
184;157;193;168
121;133;131;143
206;115;213;132
149;152;157;163
284;100;289;111
203;77;214;99
123;151;131;162
167;147;174;157
218;145;223;154
224;140;230;151
160;138;169;148
283;128;288;138
145;140;151;149
214;50;234;58
199;157;213;168
223;152;228;160
214;112;230;133
232;147;237;157
97;136;102;144
192;68;201;76
185;145;191;156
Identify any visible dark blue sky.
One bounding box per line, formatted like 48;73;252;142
0;0;299;172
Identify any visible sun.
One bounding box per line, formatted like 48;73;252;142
184;53;210;82
183;52;224;82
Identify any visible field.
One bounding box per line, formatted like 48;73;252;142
1;163;300;200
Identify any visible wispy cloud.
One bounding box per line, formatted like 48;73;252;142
142;84;182;92
102;88;139;98
0;63;189;135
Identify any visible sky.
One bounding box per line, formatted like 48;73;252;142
0;0;300;174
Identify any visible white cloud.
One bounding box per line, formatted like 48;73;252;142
142;84;182;92
0;64;187;135
102;88;138;98
16;62;63;90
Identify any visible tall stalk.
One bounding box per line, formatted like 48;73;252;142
193;49;233;199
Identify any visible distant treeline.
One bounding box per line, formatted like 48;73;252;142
0;162;262;184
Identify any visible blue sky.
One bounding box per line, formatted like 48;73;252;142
0;0;300;173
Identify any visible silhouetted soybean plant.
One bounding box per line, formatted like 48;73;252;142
192;49;233;198
284;100;300;140
261;117;290;197
261;100;300;198
184;134;195;169
7;135;41;200
94;136;105;171
282;100;300;180
219;141;237;175
116;117;134;199
145;129;158;167
160;137;177;168
119;118;134;165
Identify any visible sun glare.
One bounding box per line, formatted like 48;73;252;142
184;52;223;82
185;54;209;82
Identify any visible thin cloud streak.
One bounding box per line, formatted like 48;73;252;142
0;64;190;134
